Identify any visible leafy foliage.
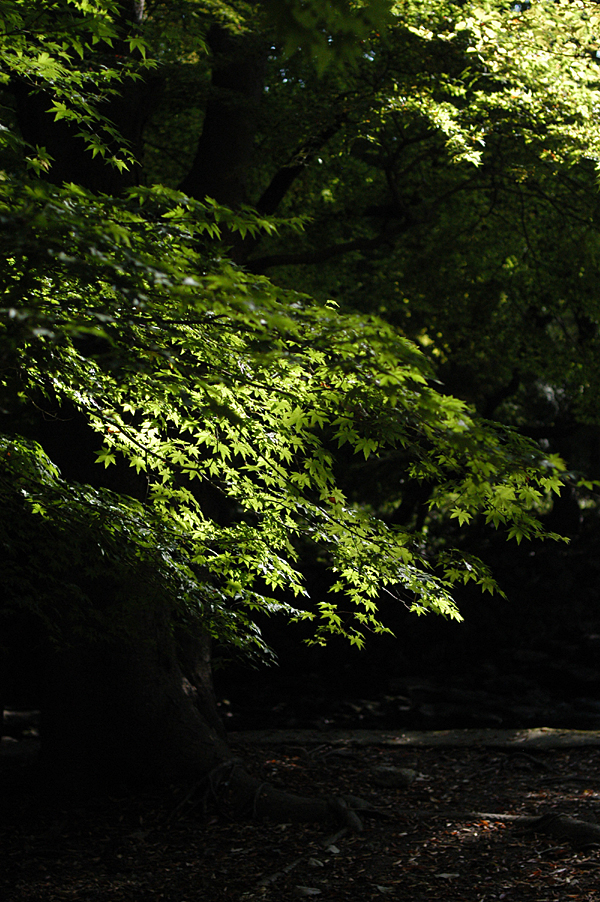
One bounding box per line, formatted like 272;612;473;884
0;0;582;657
249;2;600;469
0;0;152;173
261;0;395;71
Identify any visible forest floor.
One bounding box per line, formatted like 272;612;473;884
3;734;600;901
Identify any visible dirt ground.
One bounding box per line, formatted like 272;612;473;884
3;737;600;901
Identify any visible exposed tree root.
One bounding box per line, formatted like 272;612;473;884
392;809;600;849
466;811;600;847
166;759;377;830
225;764;370;830
167;756;600;849
514;813;600;848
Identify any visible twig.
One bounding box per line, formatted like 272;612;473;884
512;751;555;771
256;855;305;887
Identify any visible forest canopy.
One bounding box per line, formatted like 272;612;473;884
3;0;600;664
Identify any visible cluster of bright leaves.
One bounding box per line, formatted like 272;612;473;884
0;0;571;650
0;0;151;173
0;179;566;646
388;0;600;167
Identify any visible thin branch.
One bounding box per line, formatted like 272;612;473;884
256;115;347;217
247;231;400;274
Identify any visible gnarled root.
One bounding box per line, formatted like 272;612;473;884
521;813;600;848
166;759;381;830
224;764;368;829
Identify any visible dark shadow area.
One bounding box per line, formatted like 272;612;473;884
214;525;600;734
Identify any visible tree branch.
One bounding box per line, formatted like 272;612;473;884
255;115;347;216
246;227;407;273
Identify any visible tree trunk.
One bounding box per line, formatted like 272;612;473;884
3;579;225;789
6;591;357;829
4;8;357;825
42;651;225;789
179;25;267;208
5;1;227;788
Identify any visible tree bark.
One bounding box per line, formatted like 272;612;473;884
37;585;230;789
179;26;267;208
